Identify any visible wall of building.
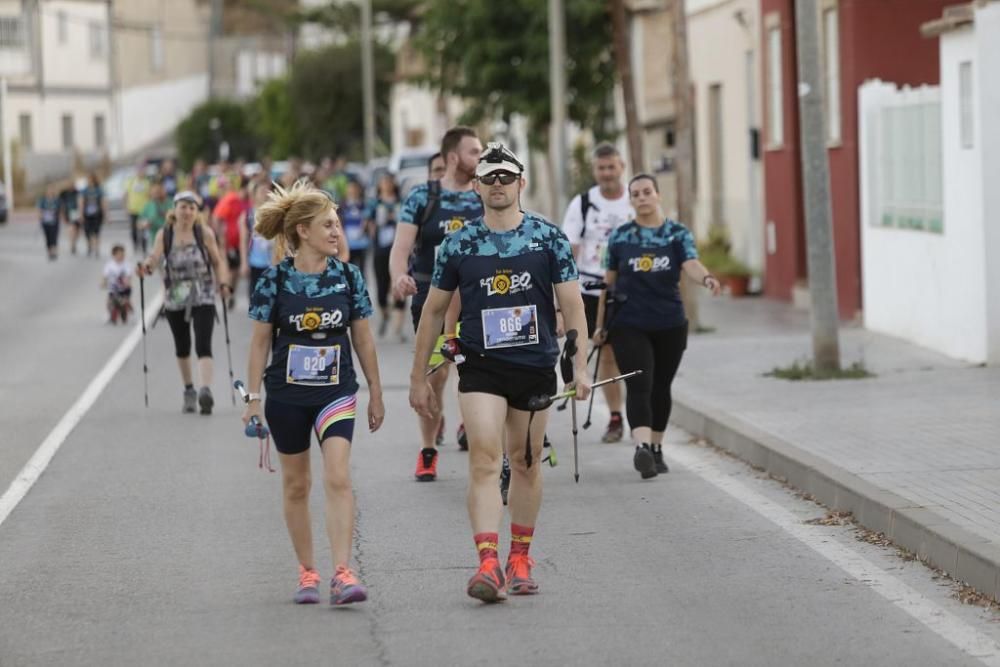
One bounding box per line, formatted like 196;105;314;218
689;0;764;272
112;0;208;90
40;0;110;89
117;73;208;157
979;2;1000;362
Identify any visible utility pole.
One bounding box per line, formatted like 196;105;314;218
548;0;568;219
794;0;841;372
360;0;375;164
669;0;698;328
610;0;643;174
208;0;222;98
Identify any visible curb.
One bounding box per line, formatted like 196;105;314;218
672;391;1000;599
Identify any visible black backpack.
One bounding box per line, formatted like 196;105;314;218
162;223;212;288
577;190;599;240
411;179;442;255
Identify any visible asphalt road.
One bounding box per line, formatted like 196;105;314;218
2;215;1000;666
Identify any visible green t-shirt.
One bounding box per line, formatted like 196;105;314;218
141;199;170;238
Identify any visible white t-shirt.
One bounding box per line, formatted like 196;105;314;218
103;259;131;291
561;185;634;295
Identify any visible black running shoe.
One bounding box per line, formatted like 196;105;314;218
198;386;214;415
652;445;669;474
456;423;468;451
182;387;197;414
633;444;657;479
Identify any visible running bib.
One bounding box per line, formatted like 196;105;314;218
286;344;341;386
168;281;192;305
481;305;539;349
42;209;57;224
346;224;365;242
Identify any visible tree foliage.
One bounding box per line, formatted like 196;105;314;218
286;39;395;159
175;99;256;170
249;77;298;159
412;0;616;147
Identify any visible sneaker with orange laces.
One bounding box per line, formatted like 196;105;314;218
294;565;321;604
415;447;438;481
505;554;538;595
330;565;368;605
467;558;507;603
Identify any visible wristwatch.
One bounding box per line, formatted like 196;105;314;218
247;393;261;403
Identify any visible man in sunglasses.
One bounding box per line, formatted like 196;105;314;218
408;143;591;602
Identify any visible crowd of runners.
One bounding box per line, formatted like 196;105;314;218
75;127;721;607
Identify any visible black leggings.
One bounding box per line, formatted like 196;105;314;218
373;248;404;310
164;305;215;358
610;323;687;433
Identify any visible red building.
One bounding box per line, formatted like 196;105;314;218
759;0;950;318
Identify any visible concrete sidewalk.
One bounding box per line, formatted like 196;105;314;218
671;295;1000;598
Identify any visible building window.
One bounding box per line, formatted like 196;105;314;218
18;113;31;150
150;25;163;72
58;11;68;44
959;61;974;149
821;4;841;144
0;16;24;49
94;115;106;149
89;22;106;59
765;16;783;148
61;114;74;150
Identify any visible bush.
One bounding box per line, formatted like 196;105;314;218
175;99;257;170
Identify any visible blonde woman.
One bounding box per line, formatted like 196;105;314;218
242;181;384;606
140;191;232;414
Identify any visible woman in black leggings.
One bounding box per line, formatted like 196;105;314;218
140;191;232;414
595;174;721;479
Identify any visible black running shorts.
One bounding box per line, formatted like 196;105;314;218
457;353;557;412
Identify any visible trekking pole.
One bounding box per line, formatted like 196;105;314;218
582;292;628;429
220;290;236;406
425;337;464;376
557;344;598;412
527;370;644;411
558;330;581;483
234;380;274;473
138;265;149;408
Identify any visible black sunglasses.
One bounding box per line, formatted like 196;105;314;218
479;172;519;186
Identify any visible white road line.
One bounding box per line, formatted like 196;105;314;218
667;441;1000;666
0;290;164;529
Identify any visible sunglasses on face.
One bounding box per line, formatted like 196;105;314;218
479;172;519;186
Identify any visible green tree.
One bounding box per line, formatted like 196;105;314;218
287;40;395;159
250;77;298;159
413;0;616;148
175;99;256;169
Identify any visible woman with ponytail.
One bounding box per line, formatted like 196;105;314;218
140;191;231;414
243;181;384;606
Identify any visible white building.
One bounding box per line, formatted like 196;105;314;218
860;0;1000;364
0;0;114;187
687;0;765;275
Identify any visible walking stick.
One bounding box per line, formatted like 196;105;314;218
526;370;644;411
582;292;628;429
220;291;236;406
557;344;598;412
558;330;581;483
138;265;149;408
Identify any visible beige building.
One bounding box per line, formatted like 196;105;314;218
110;0;210;158
687;0;765;273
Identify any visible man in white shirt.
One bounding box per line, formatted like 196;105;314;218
560;143;634;443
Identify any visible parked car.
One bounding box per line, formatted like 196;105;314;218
0;180;7;223
103;165;136;224
391;147;438;196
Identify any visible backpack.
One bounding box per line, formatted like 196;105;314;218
577;190;599;240
270;258;357;342
162;223;212;288
411;179;442;256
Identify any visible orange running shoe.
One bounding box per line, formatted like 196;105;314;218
294;565;321;604
330;565;368;605
467;558;507;603
415;447;438;481
505;554;538;595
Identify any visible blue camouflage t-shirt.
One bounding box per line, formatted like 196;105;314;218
249;257;373;405
433;213;578;368
400;181;483;303
604;220;698;331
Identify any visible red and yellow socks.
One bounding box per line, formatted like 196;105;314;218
474;532;499;563
510;523;534;558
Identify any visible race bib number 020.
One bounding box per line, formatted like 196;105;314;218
286;344;341;386
481;305;539;349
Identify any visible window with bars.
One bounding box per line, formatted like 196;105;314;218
0;16;24;49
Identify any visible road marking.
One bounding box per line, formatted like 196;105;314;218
667;441;1000;666
0;290;164;529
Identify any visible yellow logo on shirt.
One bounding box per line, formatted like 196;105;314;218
480;269;533;296
628;254;671;273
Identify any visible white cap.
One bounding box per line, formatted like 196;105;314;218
476;142;525;177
